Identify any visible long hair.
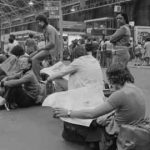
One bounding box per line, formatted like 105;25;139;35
106;63;134;86
118;12;129;24
36;14;48;26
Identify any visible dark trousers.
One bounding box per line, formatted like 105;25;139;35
4;86;36;108
62;122;117;150
0;67;7;81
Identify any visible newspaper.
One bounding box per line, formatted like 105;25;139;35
40;61;69;80
42;85;104;127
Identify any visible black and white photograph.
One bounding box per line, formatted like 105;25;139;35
0;0;149;150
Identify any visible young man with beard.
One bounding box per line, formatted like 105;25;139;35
32;14;60;81
1;57;40;109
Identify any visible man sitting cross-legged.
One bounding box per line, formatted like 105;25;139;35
1;57;40;109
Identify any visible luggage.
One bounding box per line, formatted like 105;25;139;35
117;124;150;150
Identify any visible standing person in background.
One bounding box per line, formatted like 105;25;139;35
25;33;38;55
104;40;113;68
31;14;60;82
134;42;142;66
92;38;99;58
4;37;15;57
100;37;106;67
141;42;146;65
10;34;19;46
144;37;150;66
110;13;131;67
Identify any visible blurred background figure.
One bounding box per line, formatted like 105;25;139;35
9;34;19;46
134;42;142;66
104;40;113;68
25;33;38;55
99;37;106;67
92;38;99;58
143;37;150;66
4;37;15;57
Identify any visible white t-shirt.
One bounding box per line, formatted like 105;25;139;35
68;55;104;90
13;40;19;46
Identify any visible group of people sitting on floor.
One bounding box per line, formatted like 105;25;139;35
0;36;149;149
0;44;41;109
42;44;150;150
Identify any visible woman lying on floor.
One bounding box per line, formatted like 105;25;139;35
1;57;40;109
53;63;147;150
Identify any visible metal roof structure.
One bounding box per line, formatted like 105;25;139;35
0;0;45;21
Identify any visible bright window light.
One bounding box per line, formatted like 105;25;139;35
29;0;34;6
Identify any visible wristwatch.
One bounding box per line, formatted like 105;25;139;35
67;110;71;117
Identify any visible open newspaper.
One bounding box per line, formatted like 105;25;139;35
41;61;104;126
43;84;104;127
40;61;69;80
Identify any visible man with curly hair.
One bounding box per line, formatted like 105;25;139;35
53;63;146;150
32;14;60;81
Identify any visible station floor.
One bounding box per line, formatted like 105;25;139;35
0;106;84;150
0;66;149;150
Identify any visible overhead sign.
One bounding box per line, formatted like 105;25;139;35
44;1;60;19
